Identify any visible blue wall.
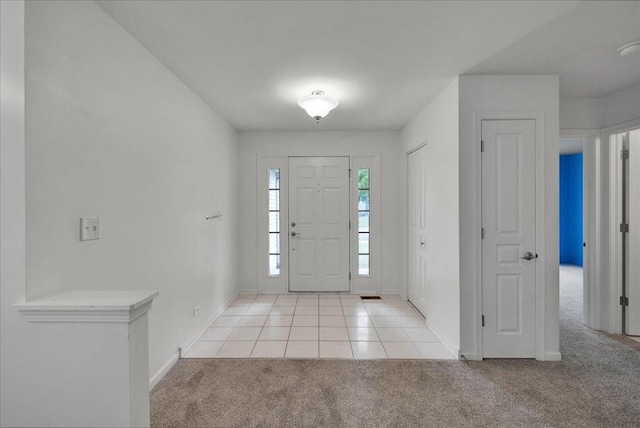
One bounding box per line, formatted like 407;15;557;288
559;153;583;266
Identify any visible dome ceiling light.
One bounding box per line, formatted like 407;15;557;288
297;90;339;122
617;41;640;56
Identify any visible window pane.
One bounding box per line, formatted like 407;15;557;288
358;190;370;210
358;255;370;276
358;211;369;232
269;233;280;254
269;255;281;276
359;233;369;254
269;190;280;211
358;168;369;190
269;168;280;189
269;212;280;232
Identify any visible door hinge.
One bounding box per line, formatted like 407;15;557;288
620;296;629;307
481;140;485;152
481;228;485;239
621;149;629;160
482;315;485;327
349;272;352;281
349;168;352;177
620;223;629;233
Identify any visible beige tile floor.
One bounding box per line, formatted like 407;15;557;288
184;294;455;360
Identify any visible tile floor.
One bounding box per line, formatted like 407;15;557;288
184;294;455;360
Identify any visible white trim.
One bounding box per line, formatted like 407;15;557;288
13;290;159;323
475;111;547;360
178;291;238;357
425;317;460;360
544;351;562;361
607;119;640;334
149;352;179;390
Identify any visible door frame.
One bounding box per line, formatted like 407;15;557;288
256;154;381;295
475;112;548;360
607;119;640;333
559;129;602;331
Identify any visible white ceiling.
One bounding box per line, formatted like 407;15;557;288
96;1;640;131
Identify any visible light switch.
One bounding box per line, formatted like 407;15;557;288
80;217;101;241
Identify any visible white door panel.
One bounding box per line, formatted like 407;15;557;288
408;145;428;316
482;120;537;358
289;157;350;292
626;130;640;335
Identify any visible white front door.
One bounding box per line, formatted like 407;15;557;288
482;120;537;358
288;157;350;292
408;145;428;316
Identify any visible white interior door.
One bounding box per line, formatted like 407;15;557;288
482;120;537;358
288;157;350;292
625;129;640;335
408;145;428;316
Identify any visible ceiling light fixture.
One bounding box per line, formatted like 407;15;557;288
297;90;339;122
617;41;640;56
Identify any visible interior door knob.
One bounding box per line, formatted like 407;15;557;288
291;231;300;237
520;252;536;260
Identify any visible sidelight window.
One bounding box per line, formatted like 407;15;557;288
358;168;370;276
268;168;281;276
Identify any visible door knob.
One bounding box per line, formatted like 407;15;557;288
291;231;300;237
520;252;536;260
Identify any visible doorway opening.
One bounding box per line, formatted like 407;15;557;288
559;137;586;327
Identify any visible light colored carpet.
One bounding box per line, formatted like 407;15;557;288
151;269;640;427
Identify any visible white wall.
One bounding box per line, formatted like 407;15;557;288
24;0;239;383
401;78;461;353
560;84;640;130
602;84;640;128
458;75;560;360
0;1;28;425
560;98;603;130
237;131;404;295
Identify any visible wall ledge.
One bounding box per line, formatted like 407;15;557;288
13;290;159;323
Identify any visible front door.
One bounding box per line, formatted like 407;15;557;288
482;120;537;358
288;157;350;292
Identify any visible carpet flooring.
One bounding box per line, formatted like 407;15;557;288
151;267;640;427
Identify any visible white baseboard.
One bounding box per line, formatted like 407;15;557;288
543;351;562;361
149;352;179;390
178;291;239;358
425;317;460;360
381;289;405;299
458;351;480;361
237;288;259;294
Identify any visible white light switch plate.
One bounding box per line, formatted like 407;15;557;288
80;217;101;241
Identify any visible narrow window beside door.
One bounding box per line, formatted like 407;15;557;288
268;168;281;276
358;168;370;276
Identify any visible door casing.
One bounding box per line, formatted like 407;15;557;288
474;112;548;360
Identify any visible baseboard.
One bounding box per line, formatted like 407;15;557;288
543;351;562;361
178;291;239;358
149;352;179;390
458;351;480;361
237;288;258;294
381;289;405;299
425;317;460;360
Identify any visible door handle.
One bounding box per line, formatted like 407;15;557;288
520;252;537;261
291;231;300;237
